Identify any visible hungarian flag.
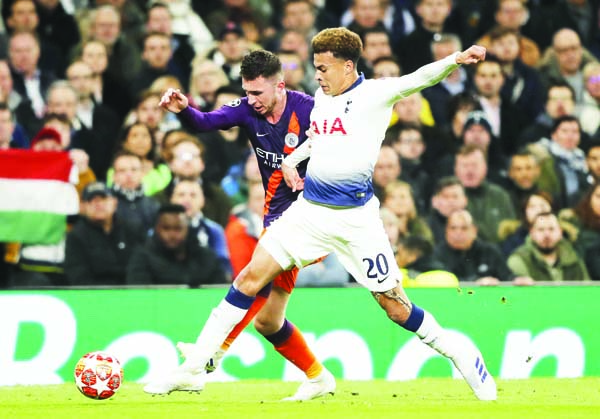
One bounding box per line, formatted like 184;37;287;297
0;150;79;244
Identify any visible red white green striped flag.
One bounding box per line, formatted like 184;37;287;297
0;150;79;244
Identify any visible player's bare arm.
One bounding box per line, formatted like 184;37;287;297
455;45;486;65
159;88;189;113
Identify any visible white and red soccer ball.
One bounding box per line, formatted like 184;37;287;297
74;351;123;400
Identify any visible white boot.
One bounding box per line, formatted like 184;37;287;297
282;368;336;401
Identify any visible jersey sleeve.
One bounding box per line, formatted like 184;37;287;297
179;101;249;131
378;52;460;106
283;136;312;168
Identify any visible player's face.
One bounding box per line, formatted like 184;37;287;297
313;52;352;96
155;213;188;250
242;75;283;116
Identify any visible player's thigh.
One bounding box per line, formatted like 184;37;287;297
235;244;285;295
261;197;331;269
254;286;291;335
334;200;402;292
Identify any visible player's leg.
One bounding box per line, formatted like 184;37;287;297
335;198;496;401
371;285;496;401
143;244;283;395
255;271;335;401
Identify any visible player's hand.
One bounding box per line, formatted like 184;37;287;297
282;161;304;192
456;45;486;65
159;88;189;113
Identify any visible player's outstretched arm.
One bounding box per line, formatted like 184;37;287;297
159;88;189;114
455;45;486;66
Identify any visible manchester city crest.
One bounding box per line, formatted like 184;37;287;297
226;98;241;107
284;133;299;148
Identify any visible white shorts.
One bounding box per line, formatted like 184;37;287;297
260;194;401;292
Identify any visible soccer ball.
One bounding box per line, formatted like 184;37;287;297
74;351;124;400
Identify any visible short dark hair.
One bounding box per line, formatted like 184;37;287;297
158;203;186;216
433;176;463;196
551;115;580;134
240;50;282;81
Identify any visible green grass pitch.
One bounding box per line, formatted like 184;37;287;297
1;378;599;419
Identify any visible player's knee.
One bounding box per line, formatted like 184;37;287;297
253;316;279;336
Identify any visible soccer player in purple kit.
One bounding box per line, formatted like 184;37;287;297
144;50;335;400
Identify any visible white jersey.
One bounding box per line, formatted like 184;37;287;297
299;53;460;207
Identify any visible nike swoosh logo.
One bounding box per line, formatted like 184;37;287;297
256;133;268;137
377;275;389;284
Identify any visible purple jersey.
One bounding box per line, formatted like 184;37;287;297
179;90;314;227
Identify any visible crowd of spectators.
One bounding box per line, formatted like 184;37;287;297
2;0;600;289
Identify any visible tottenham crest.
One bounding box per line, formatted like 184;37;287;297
226;98;241;107
284;133;299;148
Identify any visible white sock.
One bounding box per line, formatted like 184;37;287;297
415;310;455;359
184;299;248;371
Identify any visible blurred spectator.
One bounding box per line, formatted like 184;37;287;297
537;28;596;105
64;181;145;286
527;115;592;209
188;57;230;112
197;84;250;185
385;124;431;211
225;179;263;277
170;178;232;278
357;25;393;79
559;182;600;259
0;102;28;148
434;208;515;285
543;0;600;58
159;0;213;56
507;211;590;282
0;59;24;112
422;33;470;128
278;28;318;94
66;59;120;149
127;90;169;149
470;56;529;157
72;5;142;85
45;81;113;181
5;0;64;75
578;61;600;136
395;235;448;282
125;203;227;287
277;49;310;93
221;147;261;207
160;135;232;227
109;122;171;196
36;0;81;69
372;55;401;79
395;0;453;74
265;0;320;50
381;180;434;245
203;22;251;88
295;253;350;287
584;240;600;280
94;0;146;48
131;31;188;98
344;0;386;37
476;0;541;67
497;191;578;257
80;39;132;122
203;0;272;42
435;110;508;184
454;144;516;243
373;144;400;201
518;82;578;146
427;175;468;244
380;206;402;253
8;31;56;127
144;2;194;90
503;148;544;214
110;150;161;234
488;26;545;121
586;140;600;183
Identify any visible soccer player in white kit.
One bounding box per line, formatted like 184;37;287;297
156;27;497;401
